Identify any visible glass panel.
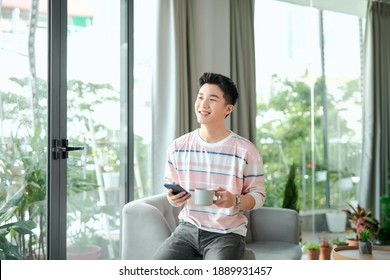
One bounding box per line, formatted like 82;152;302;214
133;0;156;199
66;1;121;260
0;2;48;259
255;0;363;246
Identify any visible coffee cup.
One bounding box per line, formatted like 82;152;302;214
194;188;215;206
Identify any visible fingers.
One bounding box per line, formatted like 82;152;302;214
213;190;235;208
167;189;191;207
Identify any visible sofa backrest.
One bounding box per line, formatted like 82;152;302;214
248;206;300;244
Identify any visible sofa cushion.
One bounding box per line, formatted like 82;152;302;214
246;241;303;260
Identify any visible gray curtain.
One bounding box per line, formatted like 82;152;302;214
230;0;257;144
152;0;257;194
152;0;198;194
360;0;390;218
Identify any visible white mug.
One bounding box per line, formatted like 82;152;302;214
194;188;215;206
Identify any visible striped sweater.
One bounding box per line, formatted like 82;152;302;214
165;129;265;236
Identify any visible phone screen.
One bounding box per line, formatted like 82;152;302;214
163;183;188;195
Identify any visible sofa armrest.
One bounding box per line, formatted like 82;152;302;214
121;200;174;259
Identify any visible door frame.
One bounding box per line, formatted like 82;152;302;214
47;0;68;260
46;0;133;260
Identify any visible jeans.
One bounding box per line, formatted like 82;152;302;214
152;221;246;260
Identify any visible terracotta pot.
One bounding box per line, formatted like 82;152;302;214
347;239;359;246
320;246;332;260
67;244;101;260
306;250;320;260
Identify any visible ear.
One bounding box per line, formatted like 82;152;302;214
225;104;234;118
227;104;234;114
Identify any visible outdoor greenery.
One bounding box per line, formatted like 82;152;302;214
258;73;361;210
0;77;47;259
377;193;390;245
0;77;152;259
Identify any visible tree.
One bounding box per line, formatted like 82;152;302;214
283;163;299;212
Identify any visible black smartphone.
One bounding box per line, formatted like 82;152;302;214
163;183;188;195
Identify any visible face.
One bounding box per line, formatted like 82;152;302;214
194;83;234;126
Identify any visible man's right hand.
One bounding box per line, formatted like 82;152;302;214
167;188;191;207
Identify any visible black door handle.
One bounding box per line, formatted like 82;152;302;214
52;139;84;160
65;146;84;152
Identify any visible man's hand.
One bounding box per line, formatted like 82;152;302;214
214;187;256;210
167;188;191;207
213;187;236;208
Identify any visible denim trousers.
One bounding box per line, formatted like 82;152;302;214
152;221;246;260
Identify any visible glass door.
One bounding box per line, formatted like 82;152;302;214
65;0;126;260
47;0;130;260
0;0;48;260
254;0;364;245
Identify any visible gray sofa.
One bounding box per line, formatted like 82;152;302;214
121;193;302;260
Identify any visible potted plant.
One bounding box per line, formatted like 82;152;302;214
358;228;373;254
319;237;332;260
66;188;104;260
0;208;37;260
331;237;348;249
67;198;102;260
342;203;379;245
305;241;320;260
328;168;355;191
325;210;347;233
0;122;47;259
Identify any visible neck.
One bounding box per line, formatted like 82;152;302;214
198;125;230;143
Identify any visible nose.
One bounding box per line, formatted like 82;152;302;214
200;98;209;107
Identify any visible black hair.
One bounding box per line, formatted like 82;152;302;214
198;72;239;106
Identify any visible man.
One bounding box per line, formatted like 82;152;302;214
152;72;265;260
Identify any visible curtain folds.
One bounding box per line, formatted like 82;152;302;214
152;0;198;194
360;0;390;217
230;0;257;144
152;0;257;194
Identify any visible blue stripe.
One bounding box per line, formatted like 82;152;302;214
176;168;244;179
174;149;248;164
168;162;264;180
243;174;264;178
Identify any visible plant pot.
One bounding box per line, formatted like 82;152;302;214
319;246;332;260
316;171;327;182
347;239;359;246
67;244;102;260
339;177;353;191
102;172;119;189
325;211;347;233
306;250;320;260
359;241;372;254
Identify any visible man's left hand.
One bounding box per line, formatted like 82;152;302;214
213;187;236;208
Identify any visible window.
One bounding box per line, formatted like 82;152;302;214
0;1;48;259
0;0;157;260
133;0;157;199
255;0;364;242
